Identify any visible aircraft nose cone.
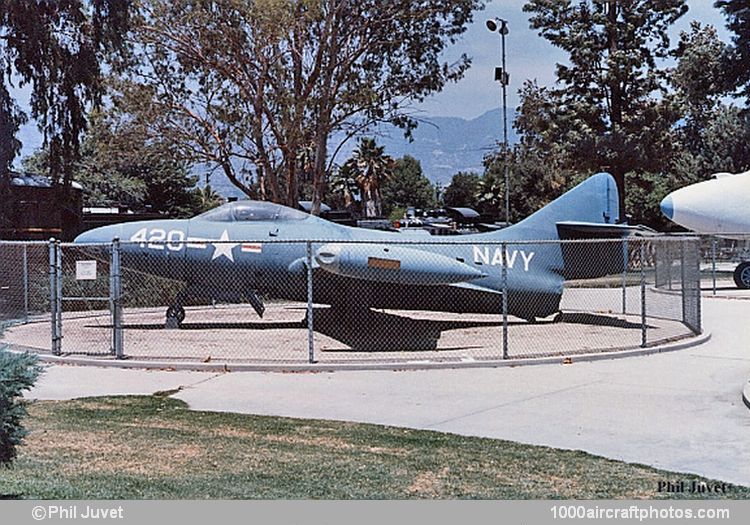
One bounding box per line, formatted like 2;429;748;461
660;195;674;221
74;224;124;243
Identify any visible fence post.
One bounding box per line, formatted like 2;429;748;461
621;239;628;315
55;241;62;354
680;240;687;326
640;240;647;348
22;243;29;323
667;241;673;290
110;238;124;359
53;241;63;355
48;238;59;355
696;240;703;335
501;241;509;360
306;241;315;364
711;236;717;295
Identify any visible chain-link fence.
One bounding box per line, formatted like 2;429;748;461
692;235;750;294
0;236;704;366
0;241;51;350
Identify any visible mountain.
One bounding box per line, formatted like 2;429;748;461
336;108;519;186
208;108;519;197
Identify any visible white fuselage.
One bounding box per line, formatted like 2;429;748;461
661;172;750;239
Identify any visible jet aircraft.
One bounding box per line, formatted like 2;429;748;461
75;173;633;325
660;171;750;288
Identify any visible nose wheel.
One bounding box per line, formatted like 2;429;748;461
166;304;186;325
734;262;750;289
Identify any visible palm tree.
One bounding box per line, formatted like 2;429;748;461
329;163;360;211
345;138;394;218
475;172;504;219
194;184;224;213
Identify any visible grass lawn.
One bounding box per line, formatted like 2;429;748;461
1;395;748;499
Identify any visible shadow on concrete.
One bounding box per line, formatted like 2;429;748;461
111;308;648;353
119;320;305;330
117;307;505;352
555;312;653;329
313;308;502;352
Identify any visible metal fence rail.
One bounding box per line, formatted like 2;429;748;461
0;236;705;366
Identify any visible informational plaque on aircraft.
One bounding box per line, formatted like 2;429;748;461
75;260;97;281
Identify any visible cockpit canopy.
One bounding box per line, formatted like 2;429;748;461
195;200;310;222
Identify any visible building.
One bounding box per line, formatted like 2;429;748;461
0;173;83;241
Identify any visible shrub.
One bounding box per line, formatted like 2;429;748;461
0;348;43;466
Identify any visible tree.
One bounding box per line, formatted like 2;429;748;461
443;171;481;208
474;170;505;219
120;0;482;213
193;184;225;214
344;138;394;218
328;163;360;212
0;1;130;186
666;21;750;192
0;349;42;466
522;0;688;221
24;109;201;217
483;147;574;224
672;23;727;120
716;0;750;100
381;156;435;217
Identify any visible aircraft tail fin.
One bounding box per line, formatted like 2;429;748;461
501;172;620;241
498;173;627;281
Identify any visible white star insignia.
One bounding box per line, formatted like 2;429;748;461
211;230;238;262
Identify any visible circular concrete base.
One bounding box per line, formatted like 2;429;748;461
7;330;711;372
653;279;750;301
3;297;700;366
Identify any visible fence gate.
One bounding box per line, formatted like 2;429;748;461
57;241;122;357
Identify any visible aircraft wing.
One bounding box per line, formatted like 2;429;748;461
294;243;487;286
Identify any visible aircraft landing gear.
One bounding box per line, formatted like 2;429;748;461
734;262;750;289
166;304;186;328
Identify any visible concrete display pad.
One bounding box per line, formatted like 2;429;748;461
3;301;693;366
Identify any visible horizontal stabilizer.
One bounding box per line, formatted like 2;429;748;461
554;221;650;280
556;221;655;240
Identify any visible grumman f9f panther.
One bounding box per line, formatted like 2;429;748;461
661;171;750;289
75;173;634;326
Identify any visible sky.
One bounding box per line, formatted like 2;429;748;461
417;0;730;120
13;0;732;161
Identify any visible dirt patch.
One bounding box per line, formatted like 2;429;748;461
25;429;206;476
407;467;450;497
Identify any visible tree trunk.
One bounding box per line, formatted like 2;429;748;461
284;144;299;209
607;0;626;221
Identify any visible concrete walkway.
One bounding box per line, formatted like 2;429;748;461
27;296;750;486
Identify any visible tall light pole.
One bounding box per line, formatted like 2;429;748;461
486;17;510;225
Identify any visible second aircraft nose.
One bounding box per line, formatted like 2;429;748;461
660;195;674;221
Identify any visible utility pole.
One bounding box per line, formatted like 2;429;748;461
487;17;510;225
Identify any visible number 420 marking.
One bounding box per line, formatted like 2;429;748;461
130;228;186;251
